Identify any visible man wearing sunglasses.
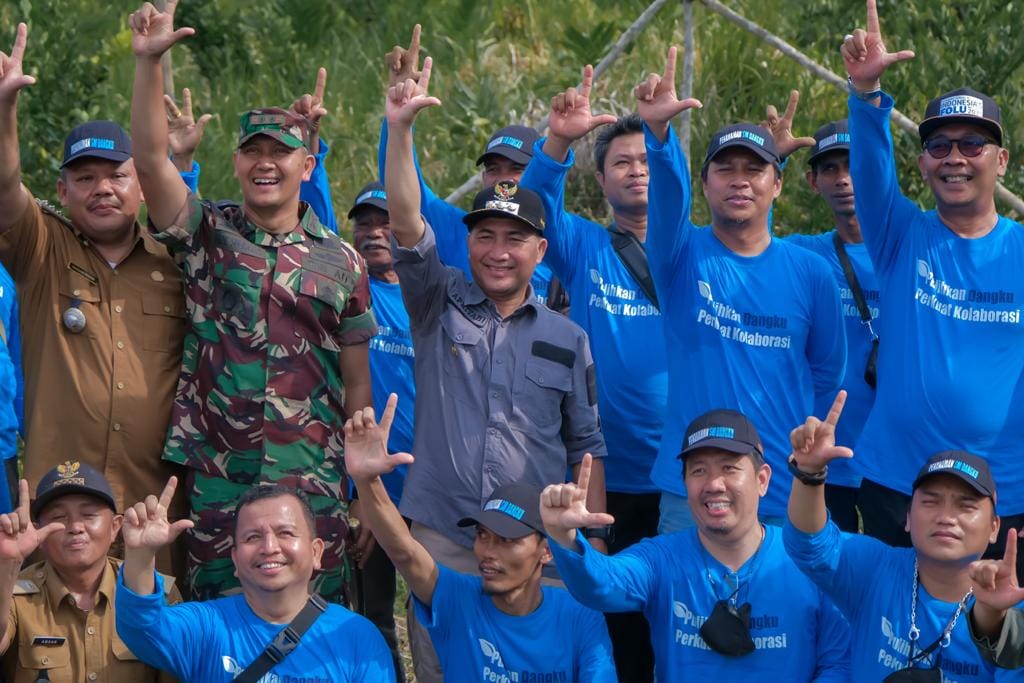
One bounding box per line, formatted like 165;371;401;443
841;0;1024;582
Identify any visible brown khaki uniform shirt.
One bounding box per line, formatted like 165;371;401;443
0;196;186;573
1;557;180;682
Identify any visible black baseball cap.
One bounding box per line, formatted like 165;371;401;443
347;181;388;219
918;88;1003;146
462;181;546;233
702;123;781;172
32;461;117;520
678;409;764;460
61;121;132;169
458;483;545;539
475;125;540;166
808;119;851;166
912;450;996;500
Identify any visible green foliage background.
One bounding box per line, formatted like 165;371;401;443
3;0;1023;237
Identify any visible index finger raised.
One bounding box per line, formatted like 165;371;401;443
419;55;434;93
10;23;28;63
313;67;326;102
782;90;801;123
576;453;595;494
824;390;848;428
408;24;421;64
865;0;881;35
181;87;193;117
158;475;178;510
1004;527;1019;569
662;46;678;85
579;64;595;99
15;479;29;525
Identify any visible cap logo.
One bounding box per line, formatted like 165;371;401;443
719;130;765;147
484;200;521;215
69;138;115;155
247;114;287;126
54;460;86;487
484;498;525;521
927;458;980;479
939;95;984;118
817;132;851;150
357;190;387;204
688;426;735;447
488;135;524;151
494;181;519;201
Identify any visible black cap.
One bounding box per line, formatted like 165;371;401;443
702;123;781;171
912;450;997;500
918;88;1003;146
678;409;763;460
458;483;545;539
32;461;117;520
347;181;389;219
61;121;132;168
808;119;851;166
475;125;540;166
462;181;546;233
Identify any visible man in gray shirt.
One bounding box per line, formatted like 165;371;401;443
383;57;607;682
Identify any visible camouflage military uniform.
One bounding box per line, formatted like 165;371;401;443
152;194;376;602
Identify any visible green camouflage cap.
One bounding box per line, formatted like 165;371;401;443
237;108;310;149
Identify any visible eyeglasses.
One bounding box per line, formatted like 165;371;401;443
923;135;995;159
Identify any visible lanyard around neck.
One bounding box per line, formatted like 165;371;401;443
906;558;973;667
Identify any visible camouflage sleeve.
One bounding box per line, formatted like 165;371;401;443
147;193;207;254
337;258;377;346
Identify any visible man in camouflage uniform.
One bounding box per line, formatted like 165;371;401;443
129;2;375;602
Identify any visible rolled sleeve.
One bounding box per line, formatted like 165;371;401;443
147;192;205;250
337;265;378;345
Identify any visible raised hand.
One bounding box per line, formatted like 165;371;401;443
840;0;915;91
290;67;327;154
0;480;64;562
385;55;441;128
0;23;36;106
129;0;195;60
789;390;853;473
969;529;1024;612
122;476;193;552
344;393;415;481
547;64;618;145
165;87;212;169
633;46;702;142
386;24;422;90
761;90;815;158
540;454;615;547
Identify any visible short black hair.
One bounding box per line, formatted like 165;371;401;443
594;113;644;174
233;485;317;540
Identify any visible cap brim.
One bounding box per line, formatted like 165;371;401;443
347;197;389;219
462;208;542;233
704;141;780;170
457;511;538;539
679;438;759;459
476;147;533;167
237;131;306;150
31;486;117;519
912;469;994;499
61;149;132;169
918;116;1003;146
807;144;850;166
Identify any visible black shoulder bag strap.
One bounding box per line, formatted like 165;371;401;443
236;593;328;683
608;226;660;310
833;232;879;388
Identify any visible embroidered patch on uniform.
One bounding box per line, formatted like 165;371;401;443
66;262;98;285
586;363;597;406
212;228;265;258
304;258;356;289
531;341;575;369
31;637;67;647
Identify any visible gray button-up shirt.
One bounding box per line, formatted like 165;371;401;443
394;224;606;547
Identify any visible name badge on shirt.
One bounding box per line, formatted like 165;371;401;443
31;636;67;647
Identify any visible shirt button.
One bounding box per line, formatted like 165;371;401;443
72;289;81;296
41;656;49;665
163;305;172;313
116;341;125;349
491;392;498;399
496;359;503;364
88;673;98;681
456;334;464;341
87;626;95;635
116;381;125;390
112;423;121;431
114;304;123;313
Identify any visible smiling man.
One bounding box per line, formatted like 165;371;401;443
128;3;376;603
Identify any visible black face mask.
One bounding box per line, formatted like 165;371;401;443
883;667;942;683
699;599;755;657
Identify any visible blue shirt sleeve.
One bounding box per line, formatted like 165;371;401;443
519;141;586;284
547;533;654;612
115;568;199;680
806;259;848;402
7;292;21;436
812;590;853;682
178;161;199;194
300;139;338;233
644;123;694;301
574;603;618;682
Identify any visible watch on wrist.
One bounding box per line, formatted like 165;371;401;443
847;76;882;101
582;525;615;544
787;455;828;486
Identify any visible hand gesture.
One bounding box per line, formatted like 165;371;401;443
547;65;618;144
789;391;853;473
386;24;422;90
0;23;36;106
290;67;327;154
123;477;193;552
633;46;702;139
165;87;212;165
540;454;615;546
0;480;64;562
343;393;415;481
969;529;1024;612
761;90;815;159
129;0;195;60
840;0;915;90
385;56;441;128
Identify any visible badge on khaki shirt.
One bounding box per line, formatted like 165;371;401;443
31;636;67;647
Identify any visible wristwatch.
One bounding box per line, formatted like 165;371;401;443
582;525;615;544
787;455;828;486
847;76;882;101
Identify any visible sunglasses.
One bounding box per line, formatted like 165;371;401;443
922;135;995;159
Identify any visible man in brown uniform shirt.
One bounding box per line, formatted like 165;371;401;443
0;461;179;682
0;24;185;575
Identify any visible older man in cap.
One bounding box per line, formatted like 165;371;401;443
0;462;179;682
129;2;375;603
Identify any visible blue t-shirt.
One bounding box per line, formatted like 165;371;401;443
413;564;615;682
0;264;21;513
378;121;555;303
520;141;667;493
784;520;1003;682
786;231;880;488
645;124;847;516
368;278;415;504
115;570;394;682
549;525;850;681
849;94;1024;512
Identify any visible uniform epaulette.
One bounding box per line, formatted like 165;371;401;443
36;199;73;229
13;579;39;595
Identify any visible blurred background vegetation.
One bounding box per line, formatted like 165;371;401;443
2;0;1022;237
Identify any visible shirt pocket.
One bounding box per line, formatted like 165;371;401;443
440;311;485;408
290;268;347;352
141;293;186;353
515;355;572;427
209;269;261;332
18;639;71;678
